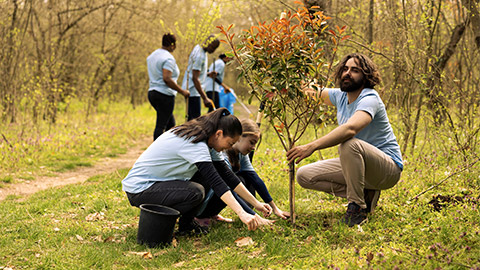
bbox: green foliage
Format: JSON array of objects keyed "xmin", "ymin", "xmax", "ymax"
[
  {"xmin": 1, "ymin": 120, "xmax": 479, "ymax": 269},
  {"xmin": 219, "ymin": 3, "xmax": 348, "ymax": 150}
]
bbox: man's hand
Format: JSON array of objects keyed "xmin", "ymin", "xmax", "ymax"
[
  {"xmin": 207, "ymin": 71, "xmax": 218, "ymax": 78},
  {"xmin": 203, "ymin": 97, "xmax": 214, "ymax": 108},
  {"xmin": 180, "ymin": 89, "xmax": 190, "ymax": 98},
  {"xmin": 286, "ymin": 143, "xmax": 315, "ymax": 164}
]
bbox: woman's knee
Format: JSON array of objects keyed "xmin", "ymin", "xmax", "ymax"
[{"xmin": 188, "ymin": 182, "xmax": 206, "ymax": 205}]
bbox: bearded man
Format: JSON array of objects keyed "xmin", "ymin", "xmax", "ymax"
[{"xmin": 286, "ymin": 53, "xmax": 403, "ymax": 227}]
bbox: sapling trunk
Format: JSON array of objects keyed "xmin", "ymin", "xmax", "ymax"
[{"xmin": 289, "ymin": 161, "xmax": 296, "ymax": 225}]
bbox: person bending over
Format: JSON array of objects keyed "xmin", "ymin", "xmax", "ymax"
[
  {"xmin": 122, "ymin": 108, "xmax": 274, "ymax": 235},
  {"xmin": 196, "ymin": 118, "xmax": 290, "ymax": 225}
]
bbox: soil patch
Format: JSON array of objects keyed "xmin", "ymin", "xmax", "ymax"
[
  {"xmin": 0, "ymin": 136, "xmax": 151, "ymax": 201},
  {"xmin": 428, "ymin": 193, "xmax": 479, "ymax": 211}
]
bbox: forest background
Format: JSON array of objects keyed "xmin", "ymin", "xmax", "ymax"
[
  {"xmin": 1, "ymin": 0, "xmax": 480, "ymax": 162},
  {"xmin": 1, "ymin": 0, "xmax": 480, "ymax": 268}
]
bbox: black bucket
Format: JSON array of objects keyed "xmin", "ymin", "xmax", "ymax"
[{"xmin": 137, "ymin": 204, "xmax": 180, "ymax": 248}]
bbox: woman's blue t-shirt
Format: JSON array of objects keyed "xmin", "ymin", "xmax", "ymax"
[{"xmin": 122, "ymin": 130, "xmax": 223, "ymax": 193}]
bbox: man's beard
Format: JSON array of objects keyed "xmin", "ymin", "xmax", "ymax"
[{"xmin": 340, "ymin": 76, "xmax": 363, "ymax": 92}]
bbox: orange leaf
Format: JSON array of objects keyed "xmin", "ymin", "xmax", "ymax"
[{"xmin": 235, "ymin": 237, "xmax": 254, "ymax": 247}]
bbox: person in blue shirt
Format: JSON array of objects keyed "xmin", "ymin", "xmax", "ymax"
[
  {"xmin": 147, "ymin": 33, "xmax": 189, "ymax": 141},
  {"xmin": 182, "ymin": 35, "xmax": 219, "ymax": 120},
  {"xmin": 122, "ymin": 108, "xmax": 274, "ymax": 235},
  {"xmin": 196, "ymin": 118, "xmax": 289, "ymax": 225},
  {"xmin": 205, "ymin": 54, "xmax": 233, "ymax": 112},
  {"xmin": 286, "ymin": 53, "xmax": 403, "ymax": 227},
  {"xmin": 219, "ymin": 86, "xmax": 236, "ymax": 115}
]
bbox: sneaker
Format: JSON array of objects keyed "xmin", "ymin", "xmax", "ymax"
[
  {"xmin": 364, "ymin": 189, "xmax": 381, "ymax": 213},
  {"xmin": 194, "ymin": 217, "xmax": 211, "ymax": 227},
  {"xmin": 341, "ymin": 202, "xmax": 367, "ymax": 227},
  {"xmin": 176, "ymin": 219, "xmax": 209, "ymax": 236}
]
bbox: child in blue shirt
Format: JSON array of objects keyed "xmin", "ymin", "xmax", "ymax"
[{"xmin": 196, "ymin": 118, "xmax": 289, "ymax": 224}]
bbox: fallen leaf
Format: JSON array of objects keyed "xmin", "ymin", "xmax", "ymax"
[
  {"xmin": 235, "ymin": 237, "xmax": 254, "ymax": 247},
  {"xmin": 85, "ymin": 212, "xmax": 105, "ymax": 221},
  {"xmin": 247, "ymin": 247, "xmax": 264, "ymax": 258},
  {"xmin": 75, "ymin": 235, "xmax": 84, "ymax": 241},
  {"xmin": 126, "ymin": 251, "xmax": 153, "ymax": 259},
  {"xmin": 366, "ymin": 252, "xmax": 374, "ymax": 262},
  {"xmin": 92, "ymin": 235, "xmax": 103, "ymax": 242},
  {"xmin": 305, "ymin": 235, "xmax": 313, "ymax": 244},
  {"xmin": 173, "ymin": 261, "xmax": 185, "ymax": 267},
  {"xmin": 104, "ymin": 236, "xmax": 114, "ymax": 243},
  {"xmin": 53, "ymin": 227, "xmax": 60, "ymax": 232}
]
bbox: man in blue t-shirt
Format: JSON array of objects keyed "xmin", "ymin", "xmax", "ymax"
[
  {"xmin": 182, "ymin": 35, "xmax": 220, "ymax": 120},
  {"xmin": 205, "ymin": 53, "xmax": 233, "ymax": 112},
  {"xmin": 286, "ymin": 53, "xmax": 403, "ymax": 227}
]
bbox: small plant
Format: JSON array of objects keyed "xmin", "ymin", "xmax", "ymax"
[{"xmin": 218, "ymin": 2, "xmax": 348, "ymax": 223}]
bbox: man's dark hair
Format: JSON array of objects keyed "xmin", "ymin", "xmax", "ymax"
[
  {"xmin": 162, "ymin": 33, "xmax": 176, "ymax": 47},
  {"xmin": 334, "ymin": 53, "xmax": 381, "ymax": 89},
  {"xmin": 219, "ymin": 53, "xmax": 227, "ymax": 59},
  {"xmin": 173, "ymin": 108, "xmax": 242, "ymax": 143}
]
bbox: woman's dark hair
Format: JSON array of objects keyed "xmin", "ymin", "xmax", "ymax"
[
  {"xmin": 162, "ymin": 33, "xmax": 176, "ymax": 47},
  {"xmin": 333, "ymin": 53, "xmax": 381, "ymax": 89},
  {"xmin": 173, "ymin": 108, "xmax": 242, "ymax": 143}
]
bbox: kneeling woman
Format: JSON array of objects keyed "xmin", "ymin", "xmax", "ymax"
[{"xmin": 122, "ymin": 108, "xmax": 273, "ymax": 235}]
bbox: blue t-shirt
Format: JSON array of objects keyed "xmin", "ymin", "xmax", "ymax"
[
  {"xmin": 219, "ymin": 87, "xmax": 236, "ymax": 114},
  {"xmin": 222, "ymin": 152, "xmax": 255, "ymax": 173},
  {"xmin": 205, "ymin": 58, "xmax": 226, "ymax": 93},
  {"xmin": 328, "ymin": 88, "xmax": 403, "ymax": 170},
  {"xmin": 146, "ymin": 48, "xmax": 180, "ymax": 96},
  {"xmin": 182, "ymin": 45, "xmax": 208, "ymax": 97},
  {"xmin": 122, "ymin": 130, "xmax": 223, "ymax": 193}
]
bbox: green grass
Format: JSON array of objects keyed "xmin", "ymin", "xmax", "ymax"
[
  {"xmin": 1, "ymin": 100, "xmax": 479, "ymax": 269},
  {"xmin": 0, "ymin": 99, "xmax": 155, "ymax": 182}
]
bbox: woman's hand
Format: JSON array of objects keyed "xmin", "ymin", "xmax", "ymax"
[
  {"xmin": 238, "ymin": 212, "xmax": 257, "ymax": 231},
  {"xmin": 253, "ymin": 214, "xmax": 275, "ymax": 227},
  {"xmin": 272, "ymin": 206, "xmax": 290, "ymax": 220},
  {"xmin": 238, "ymin": 212, "xmax": 274, "ymax": 231},
  {"xmin": 254, "ymin": 202, "xmax": 272, "ymax": 217}
]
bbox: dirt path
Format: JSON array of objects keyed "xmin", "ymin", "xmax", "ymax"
[
  {"xmin": 0, "ymin": 102, "xmax": 259, "ymax": 202},
  {"xmin": 0, "ymin": 136, "xmax": 151, "ymax": 201}
]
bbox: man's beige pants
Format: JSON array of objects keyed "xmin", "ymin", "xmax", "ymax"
[{"xmin": 296, "ymin": 138, "xmax": 402, "ymax": 209}]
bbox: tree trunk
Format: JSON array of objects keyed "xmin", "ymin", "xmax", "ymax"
[
  {"xmin": 289, "ymin": 161, "xmax": 296, "ymax": 225},
  {"xmin": 367, "ymin": 0, "xmax": 374, "ymax": 44},
  {"xmin": 463, "ymin": 0, "xmax": 480, "ymax": 50}
]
